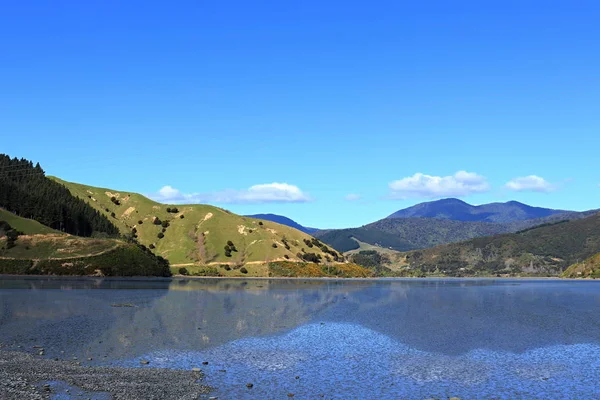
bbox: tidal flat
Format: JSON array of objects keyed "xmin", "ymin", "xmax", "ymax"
[{"xmin": 0, "ymin": 277, "xmax": 599, "ymax": 399}]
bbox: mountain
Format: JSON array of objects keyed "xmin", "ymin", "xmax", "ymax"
[
  {"xmin": 399, "ymin": 212, "xmax": 600, "ymax": 276},
  {"xmin": 53, "ymin": 178, "xmax": 343, "ymax": 275},
  {"xmin": 387, "ymin": 198, "xmax": 569, "ymax": 223},
  {"xmin": 245, "ymin": 214, "xmax": 318, "ymax": 234}
]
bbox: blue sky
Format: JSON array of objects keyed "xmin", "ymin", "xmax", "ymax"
[{"xmin": 1, "ymin": 1, "xmax": 599, "ymax": 228}]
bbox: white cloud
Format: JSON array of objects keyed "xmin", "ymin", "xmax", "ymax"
[
  {"xmin": 149, "ymin": 183, "xmax": 311, "ymax": 204},
  {"xmin": 505, "ymin": 175, "xmax": 555, "ymax": 192},
  {"xmin": 344, "ymin": 194, "xmax": 361, "ymax": 201},
  {"xmin": 388, "ymin": 171, "xmax": 490, "ymax": 199}
]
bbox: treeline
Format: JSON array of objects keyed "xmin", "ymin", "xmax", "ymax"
[{"xmin": 0, "ymin": 154, "xmax": 119, "ymax": 237}]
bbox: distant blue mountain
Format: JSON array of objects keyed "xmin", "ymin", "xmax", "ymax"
[
  {"xmin": 245, "ymin": 214, "xmax": 319, "ymax": 234},
  {"xmin": 387, "ymin": 198, "xmax": 569, "ymax": 223}
]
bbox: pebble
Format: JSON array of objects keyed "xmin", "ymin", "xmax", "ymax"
[
  {"xmin": 246, "ymin": 383, "xmax": 254, "ymax": 389},
  {"xmin": 88, "ymin": 357, "xmax": 93, "ymax": 361},
  {"xmin": 192, "ymin": 368, "xmax": 201, "ymax": 372},
  {"xmin": 140, "ymin": 360, "xmax": 150, "ymax": 365},
  {"xmin": 202, "ymin": 361, "xmax": 209, "ymax": 365}
]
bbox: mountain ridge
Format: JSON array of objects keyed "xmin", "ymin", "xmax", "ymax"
[{"xmin": 387, "ymin": 198, "xmax": 570, "ymax": 223}]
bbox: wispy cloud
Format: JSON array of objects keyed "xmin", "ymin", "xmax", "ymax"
[
  {"xmin": 388, "ymin": 171, "xmax": 490, "ymax": 199},
  {"xmin": 505, "ymin": 175, "xmax": 555, "ymax": 192},
  {"xmin": 149, "ymin": 183, "xmax": 312, "ymax": 204},
  {"xmin": 344, "ymin": 193, "xmax": 361, "ymax": 201}
]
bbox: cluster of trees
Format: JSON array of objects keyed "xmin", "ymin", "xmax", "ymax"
[
  {"xmin": 224, "ymin": 240, "xmax": 237, "ymax": 257},
  {"xmin": 303, "ymin": 237, "xmax": 342, "ymax": 261},
  {"xmin": 350, "ymin": 250, "xmax": 391, "ymax": 270},
  {"xmin": 0, "ymin": 221, "xmax": 21, "ymax": 249},
  {"xmin": 166, "ymin": 207, "xmax": 179, "ymax": 213},
  {"xmin": 0, "ymin": 155, "xmax": 119, "ymax": 237}
]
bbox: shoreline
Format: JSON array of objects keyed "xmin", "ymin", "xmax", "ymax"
[
  {"xmin": 0, "ymin": 349, "xmax": 211, "ymax": 400},
  {"xmin": 0, "ymin": 273, "xmax": 597, "ymax": 282}
]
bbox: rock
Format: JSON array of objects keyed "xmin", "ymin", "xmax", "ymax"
[
  {"xmin": 246, "ymin": 383, "xmax": 254, "ymax": 389},
  {"xmin": 43, "ymin": 384, "xmax": 51, "ymax": 392},
  {"xmin": 192, "ymin": 368, "xmax": 201, "ymax": 372},
  {"xmin": 38, "ymin": 351, "xmax": 44, "ymax": 356},
  {"xmin": 202, "ymin": 361, "xmax": 209, "ymax": 365},
  {"xmin": 295, "ymin": 376, "xmax": 300, "ymax": 379},
  {"xmin": 140, "ymin": 360, "xmax": 150, "ymax": 365},
  {"xmin": 218, "ymin": 369, "xmax": 227, "ymax": 373},
  {"xmin": 88, "ymin": 357, "xmax": 93, "ymax": 361},
  {"xmin": 288, "ymin": 394, "xmax": 295, "ymax": 398},
  {"xmin": 209, "ymin": 397, "xmax": 218, "ymax": 400}
]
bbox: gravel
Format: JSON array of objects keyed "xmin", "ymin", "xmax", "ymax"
[{"xmin": 0, "ymin": 350, "xmax": 212, "ymax": 399}]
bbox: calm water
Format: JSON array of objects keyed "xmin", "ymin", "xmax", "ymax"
[{"xmin": 1, "ymin": 277, "xmax": 599, "ymax": 399}]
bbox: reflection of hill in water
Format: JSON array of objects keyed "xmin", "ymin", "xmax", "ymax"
[
  {"xmin": 89, "ymin": 279, "xmax": 371, "ymax": 360},
  {"xmin": 1, "ymin": 278, "xmax": 600, "ymax": 361}
]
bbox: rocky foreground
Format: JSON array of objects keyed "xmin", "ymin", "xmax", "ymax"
[{"xmin": 0, "ymin": 350, "xmax": 212, "ymax": 399}]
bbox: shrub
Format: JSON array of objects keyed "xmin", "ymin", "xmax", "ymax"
[
  {"xmin": 225, "ymin": 249, "xmax": 232, "ymax": 257},
  {"xmin": 240, "ymin": 267, "xmax": 248, "ymax": 274},
  {"xmin": 223, "ymin": 265, "xmax": 231, "ymax": 271},
  {"xmin": 302, "ymin": 252, "xmax": 320, "ymax": 263},
  {"xmin": 284, "ymin": 254, "xmax": 290, "ymax": 259},
  {"xmin": 138, "ymin": 220, "xmax": 143, "ymax": 224},
  {"xmin": 161, "ymin": 220, "xmax": 169, "ymax": 228},
  {"xmin": 157, "ymin": 232, "xmax": 164, "ymax": 239},
  {"xmin": 179, "ymin": 267, "xmax": 189, "ymax": 275},
  {"xmin": 272, "ymin": 243, "xmax": 278, "ymax": 248},
  {"xmin": 166, "ymin": 207, "xmax": 171, "ymax": 213},
  {"xmin": 161, "ymin": 228, "xmax": 166, "ymax": 233},
  {"xmin": 105, "ymin": 208, "xmax": 110, "ymax": 212},
  {"xmin": 227, "ymin": 240, "xmax": 234, "ymax": 247},
  {"xmin": 180, "ymin": 215, "xmax": 184, "ymax": 219},
  {"xmin": 153, "ymin": 218, "xmax": 162, "ymax": 225},
  {"xmin": 111, "ymin": 212, "xmax": 116, "ymax": 218},
  {"xmin": 149, "ymin": 244, "xmax": 155, "ymax": 249},
  {"xmin": 258, "ymin": 221, "xmax": 263, "ymax": 226}
]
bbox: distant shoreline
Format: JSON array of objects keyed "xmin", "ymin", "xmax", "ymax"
[{"xmin": 0, "ymin": 273, "xmax": 596, "ymax": 282}]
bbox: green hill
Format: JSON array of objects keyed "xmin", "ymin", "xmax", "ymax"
[
  {"xmin": 52, "ymin": 178, "xmax": 343, "ymax": 274},
  {"xmin": 0, "ymin": 233, "xmax": 170, "ymax": 277},
  {"xmin": 396, "ymin": 212, "xmax": 600, "ymax": 277},
  {"xmin": 563, "ymin": 253, "xmax": 600, "ymax": 278},
  {"xmin": 0, "ymin": 209, "xmax": 58, "ymax": 235}
]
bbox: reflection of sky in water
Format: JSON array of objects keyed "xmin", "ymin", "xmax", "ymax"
[{"xmin": 123, "ymin": 323, "xmax": 600, "ymax": 399}]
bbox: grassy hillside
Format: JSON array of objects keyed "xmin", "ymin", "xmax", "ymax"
[
  {"xmin": 563, "ymin": 253, "xmax": 600, "ymax": 278},
  {"xmin": 396, "ymin": 212, "xmax": 600, "ymax": 277},
  {"xmin": 52, "ymin": 178, "xmax": 343, "ymax": 269},
  {"xmin": 0, "ymin": 234, "xmax": 170, "ymax": 276},
  {"xmin": 0, "ymin": 209, "xmax": 58, "ymax": 235}
]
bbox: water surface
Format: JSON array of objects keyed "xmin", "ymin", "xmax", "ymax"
[{"xmin": 1, "ymin": 277, "xmax": 599, "ymax": 398}]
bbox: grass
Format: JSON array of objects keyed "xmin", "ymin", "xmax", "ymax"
[
  {"xmin": 0, "ymin": 234, "xmax": 118, "ymax": 259},
  {"xmin": 563, "ymin": 253, "xmax": 600, "ymax": 278},
  {"xmin": 0, "ymin": 209, "xmax": 59, "ymax": 235},
  {"xmin": 0, "ymin": 238, "xmax": 170, "ymax": 277},
  {"xmin": 52, "ymin": 177, "xmax": 342, "ymax": 267}
]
